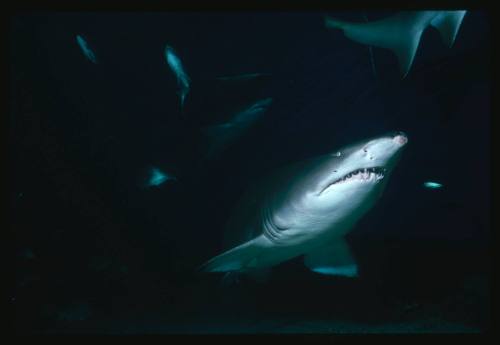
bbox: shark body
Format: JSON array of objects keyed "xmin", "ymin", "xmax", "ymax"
[
  {"xmin": 325, "ymin": 11, "xmax": 467, "ymax": 77},
  {"xmin": 201, "ymin": 132, "xmax": 408, "ymax": 278}
]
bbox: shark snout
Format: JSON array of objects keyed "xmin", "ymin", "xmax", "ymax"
[{"xmin": 392, "ymin": 131, "xmax": 408, "ymax": 146}]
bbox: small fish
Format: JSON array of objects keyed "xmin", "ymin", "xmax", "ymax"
[
  {"xmin": 423, "ymin": 181, "xmax": 443, "ymax": 189},
  {"xmin": 164, "ymin": 45, "xmax": 191, "ymax": 110},
  {"xmin": 75, "ymin": 35, "xmax": 97, "ymax": 64},
  {"xmin": 146, "ymin": 167, "xmax": 176, "ymax": 188}
]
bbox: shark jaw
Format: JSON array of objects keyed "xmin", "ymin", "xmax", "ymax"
[
  {"xmin": 318, "ymin": 167, "xmax": 387, "ymax": 196},
  {"xmin": 312, "ymin": 132, "xmax": 408, "ymax": 201}
]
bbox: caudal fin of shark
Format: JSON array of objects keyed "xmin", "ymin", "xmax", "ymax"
[
  {"xmin": 325, "ymin": 11, "xmax": 467, "ymax": 78},
  {"xmin": 430, "ymin": 11, "xmax": 467, "ymax": 48},
  {"xmin": 304, "ymin": 237, "xmax": 358, "ymax": 278}
]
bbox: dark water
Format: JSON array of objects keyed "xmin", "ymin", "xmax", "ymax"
[{"xmin": 9, "ymin": 10, "xmax": 490, "ymax": 334}]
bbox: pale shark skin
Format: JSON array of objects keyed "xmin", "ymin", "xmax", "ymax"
[
  {"xmin": 201, "ymin": 132, "xmax": 408, "ymax": 279},
  {"xmin": 164, "ymin": 45, "xmax": 191, "ymax": 109},
  {"xmin": 325, "ymin": 11, "xmax": 467, "ymax": 78}
]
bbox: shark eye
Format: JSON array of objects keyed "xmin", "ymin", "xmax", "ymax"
[{"xmin": 363, "ymin": 148, "xmax": 368, "ymax": 153}]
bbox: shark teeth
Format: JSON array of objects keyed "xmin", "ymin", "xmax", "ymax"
[
  {"xmin": 337, "ymin": 167, "xmax": 386, "ymax": 184},
  {"xmin": 320, "ymin": 167, "xmax": 386, "ymax": 195}
]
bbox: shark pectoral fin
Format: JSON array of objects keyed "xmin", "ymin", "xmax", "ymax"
[
  {"xmin": 430, "ymin": 11, "xmax": 467, "ymax": 48},
  {"xmin": 304, "ymin": 238, "xmax": 358, "ymax": 278}
]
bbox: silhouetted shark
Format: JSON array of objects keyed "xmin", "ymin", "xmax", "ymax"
[{"xmin": 325, "ymin": 11, "xmax": 467, "ymax": 77}]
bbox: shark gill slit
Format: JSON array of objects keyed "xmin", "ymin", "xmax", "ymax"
[{"xmin": 262, "ymin": 205, "xmax": 283, "ymax": 244}]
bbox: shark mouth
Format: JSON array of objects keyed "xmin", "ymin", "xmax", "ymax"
[{"xmin": 320, "ymin": 167, "xmax": 386, "ymax": 195}]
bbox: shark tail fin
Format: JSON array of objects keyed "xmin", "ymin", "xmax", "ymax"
[
  {"xmin": 430, "ymin": 11, "xmax": 467, "ymax": 48},
  {"xmin": 198, "ymin": 240, "xmax": 260, "ymax": 273},
  {"xmin": 325, "ymin": 14, "xmax": 425, "ymax": 78}
]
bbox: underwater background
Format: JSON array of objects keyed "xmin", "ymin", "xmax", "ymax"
[{"xmin": 9, "ymin": 10, "xmax": 490, "ymax": 334}]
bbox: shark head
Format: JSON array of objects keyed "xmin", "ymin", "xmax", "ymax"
[{"xmin": 283, "ymin": 131, "xmax": 408, "ymax": 225}]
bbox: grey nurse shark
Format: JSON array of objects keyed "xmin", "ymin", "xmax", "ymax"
[
  {"xmin": 201, "ymin": 132, "xmax": 408, "ymax": 280},
  {"xmin": 325, "ymin": 11, "xmax": 467, "ymax": 77}
]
